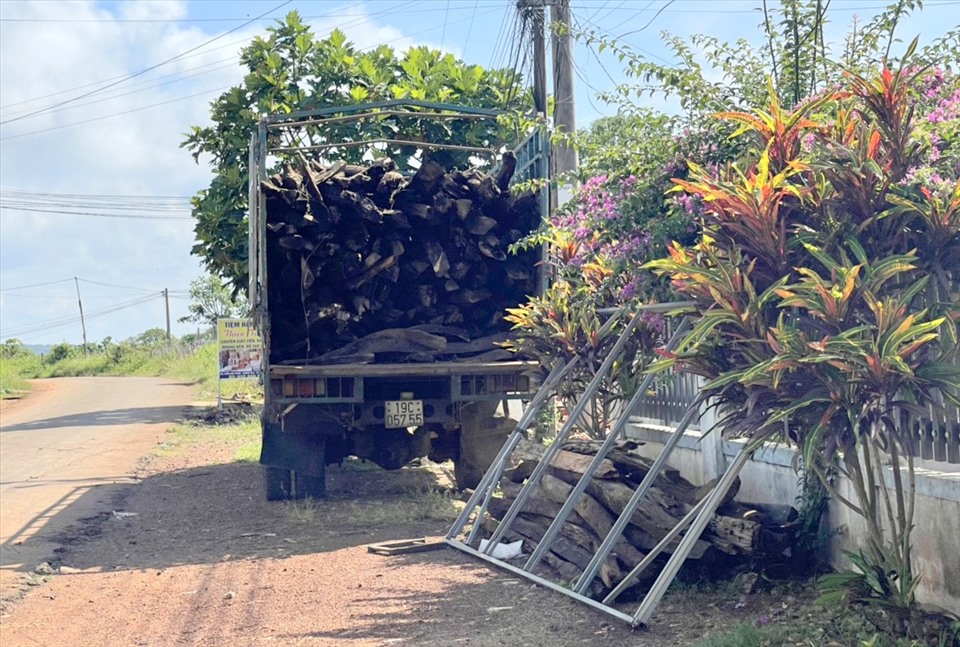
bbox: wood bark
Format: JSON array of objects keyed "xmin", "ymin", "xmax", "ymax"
[{"xmin": 263, "ymin": 154, "xmax": 541, "ymax": 363}]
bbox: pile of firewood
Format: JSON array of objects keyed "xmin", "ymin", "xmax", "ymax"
[
  {"xmin": 262, "ymin": 153, "xmax": 541, "ymax": 363},
  {"xmin": 479, "ymin": 439, "xmax": 802, "ymax": 597}
]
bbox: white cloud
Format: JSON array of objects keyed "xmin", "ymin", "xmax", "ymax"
[{"xmin": 0, "ymin": 0, "xmax": 430, "ymax": 344}]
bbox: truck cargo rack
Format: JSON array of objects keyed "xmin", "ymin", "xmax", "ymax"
[{"xmin": 445, "ymin": 301, "xmax": 756, "ymax": 627}]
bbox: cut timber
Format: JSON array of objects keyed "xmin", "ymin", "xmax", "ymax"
[
  {"xmin": 478, "ymin": 439, "xmax": 791, "ymax": 597},
  {"xmin": 263, "ymin": 154, "xmax": 538, "ymax": 363}
]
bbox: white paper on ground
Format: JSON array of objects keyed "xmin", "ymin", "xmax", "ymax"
[{"xmin": 478, "ymin": 539, "xmax": 523, "ymax": 560}]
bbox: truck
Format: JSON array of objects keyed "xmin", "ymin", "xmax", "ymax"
[{"xmin": 248, "ymin": 101, "xmax": 549, "ymax": 499}]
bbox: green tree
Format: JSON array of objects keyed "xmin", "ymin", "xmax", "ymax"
[
  {"xmin": 179, "ymin": 275, "xmax": 247, "ymax": 329},
  {"xmin": 0, "ymin": 338, "xmax": 31, "ymax": 359},
  {"xmin": 183, "ymin": 11, "xmax": 530, "ymax": 291}
]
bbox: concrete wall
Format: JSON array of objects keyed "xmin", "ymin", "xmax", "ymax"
[{"xmin": 626, "ymin": 421, "xmax": 960, "ymax": 614}]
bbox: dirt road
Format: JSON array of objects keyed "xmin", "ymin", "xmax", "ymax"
[
  {"xmin": 0, "ymin": 384, "xmax": 820, "ymax": 647},
  {"xmin": 0, "ymin": 377, "xmax": 196, "ymax": 607}
]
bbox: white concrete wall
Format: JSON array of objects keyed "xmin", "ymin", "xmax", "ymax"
[{"xmin": 626, "ymin": 422, "xmax": 960, "ymax": 614}]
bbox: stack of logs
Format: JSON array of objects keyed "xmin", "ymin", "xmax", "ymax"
[
  {"xmin": 262, "ymin": 153, "xmax": 541, "ymax": 363},
  {"xmin": 480, "ymin": 439, "xmax": 801, "ymax": 598}
]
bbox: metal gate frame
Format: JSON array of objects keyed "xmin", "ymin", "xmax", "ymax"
[{"xmin": 445, "ymin": 302, "xmax": 754, "ymax": 627}]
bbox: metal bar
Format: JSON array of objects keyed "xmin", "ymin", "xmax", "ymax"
[
  {"xmin": 446, "ymin": 539, "xmax": 635, "ymax": 624},
  {"xmin": 574, "ymin": 403, "xmax": 701, "ymax": 594},
  {"xmin": 446, "ymin": 359, "xmax": 580, "ymax": 540},
  {"xmin": 483, "ymin": 307, "xmax": 638, "ymax": 553},
  {"xmin": 269, "ymin": 139, "xmax": 497, "ymax": 155},
  {"xmin": 632, "ymin": 448, "xmax": 752, "ymax": 627},
  {"xmin": 460, "ymin": 361, "xmax": 579, "ymax": 546},
  {"xmin": 465, "ymin": 441, "xmax": 517, "ymax": 547},
  {"xmin": 267, "ymin": 110, "xmax": 498, "ymax": 131},
  {"xmin": 602, "ymin": 495, "xmax": 709, "ymax": 605},
  {"xmin": 265, "ymin": 99, "xmax": 503, "ymax": 123},
  {"xmin": 523, "ymin": 317, "xmax": 692, "ymax": 572}
]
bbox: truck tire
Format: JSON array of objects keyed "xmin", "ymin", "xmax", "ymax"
[
  {"xmin": 293, "ymin": 470, "xmax": 326, "ymax": 499},
  {"xmin": 455, "ymin": 402, "xmax": 515, "ymax": 490},
  {"xmin": 264, "ymin": 466, "xmax": 292, "ymax": 501}
]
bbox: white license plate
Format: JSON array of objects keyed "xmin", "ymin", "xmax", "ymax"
[{"xmin": 384, "ymin": 400, "xmax": 424, "ymax": 428}]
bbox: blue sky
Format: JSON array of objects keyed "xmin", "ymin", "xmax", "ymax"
[{"xmin": 0, "ymin": 0, "xmax": 957, "ymax": 345}]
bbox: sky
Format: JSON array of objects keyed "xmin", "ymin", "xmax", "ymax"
[{"xmin": 0, "ymin": 0, "xmax": 957, "ymax": 345}]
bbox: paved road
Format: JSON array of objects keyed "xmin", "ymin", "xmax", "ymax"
[{"xmin": 0, "ymin": 377, "xmax": 195, "ymax": 604}]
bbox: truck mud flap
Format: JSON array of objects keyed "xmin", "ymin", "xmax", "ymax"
[{"xmin": 260, "ymin": 422, "xmax": 326, "ymax": 476}]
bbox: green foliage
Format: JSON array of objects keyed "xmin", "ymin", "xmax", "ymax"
[
  {"xmin": 646, "ymin": 61, "xmax": 959, "ymax": 625},
  {"xmin": 179, "ymin": 274, "xmax": 247, "ymax": 328},
  {"xmin": 183, "ymin": 11, "xmax": 531, "ymax": 291},
  {"xmin": 500, "ymin": 245, "xmax": 664, "ymax": 438},
  {"xmin": 0, "ymin": 338, "xmax": 31, "ymax": 360}
]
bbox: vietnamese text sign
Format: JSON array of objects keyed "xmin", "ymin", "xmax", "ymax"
[{"xmin": 217, "ymin": 318, "xmax": 262, "ymax": 379}]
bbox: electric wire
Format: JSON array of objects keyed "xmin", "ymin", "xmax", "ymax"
[
  {"xmin": 463, "ymin": 0, "xmax": 480, "ymax": 56},
  {"xmin": 0, "ymin": 0, "xmax": 417, "ymax": 120},
  {"xmin": 0, "ymin": 0, "xmax": 293, "ymax": 126}
]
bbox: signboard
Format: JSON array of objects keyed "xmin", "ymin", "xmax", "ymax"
[{"xmin": 217, "ymin": 318, "xmax": 262, "ymax": 379}]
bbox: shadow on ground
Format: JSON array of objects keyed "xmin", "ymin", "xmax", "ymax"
[
  {"xmin": 44, "ymin": 460, "xmax": 456, "ymax": 573},
  {"xmin": 0, "ymin": 405, "xmax": 206, "ymax": 433}
]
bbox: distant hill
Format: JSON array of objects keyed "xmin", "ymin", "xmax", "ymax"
[{"xmin": 26, "ymin": 344, "xmax": 53, "ymax": 356}]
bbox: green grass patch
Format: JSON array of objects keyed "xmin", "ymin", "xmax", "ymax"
[
  {"xmin": 153, "ymin": 413, "xmax": 261, "ymax": 460},
  {"xmin": 0, "ymin": 356, "xmax": 38, "ymax": 398}
]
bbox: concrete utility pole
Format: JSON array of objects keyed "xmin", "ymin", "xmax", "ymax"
[
  {"xmin": 74, "ymin": 277, "xmax": 88, "ymax": 356},
  {"xmin": 163, "ymin": 288, "xmax": 171, "ymax": 342},
  {"xmin": 551, "ymin": 0, "xmax": 578, "ymax": 175},
  {"xmin": 530, "ymin": 3, "xmax": 547, "ymax": 116}
]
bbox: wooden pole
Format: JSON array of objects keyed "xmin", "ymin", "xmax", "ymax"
[
  {"xmin": 74, "ymin": 277, "xmax": 88, "ymax": 356},
  {"xmin": 163, "ymin": 288, "xmax": 171, "ymax": 343}
]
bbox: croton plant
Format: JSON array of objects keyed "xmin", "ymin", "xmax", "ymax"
[{"xmin": 647, "ymin": 45, "xmax": 959, "ymax": 622}]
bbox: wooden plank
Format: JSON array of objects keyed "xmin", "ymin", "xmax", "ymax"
[{"xmin": 367, "ymin": 538, "xmax": 446, "ymax": 555}]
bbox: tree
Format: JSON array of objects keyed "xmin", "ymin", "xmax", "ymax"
[
  {"xmin": 1, "ymin": 338, "xmax": 31, "ymax": 359},
  {"xmin": 183, "ymin": 11, "xmax": 531, "ymax": 291},
  {"xmin": 179, "ymin": 275, "xmax": 247, "ymax": 329}
]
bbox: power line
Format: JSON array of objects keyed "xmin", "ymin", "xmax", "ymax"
[
  {"xmin": 0, "ymin": 0, "xmax": 433, "ymax": 114},
  {"xmin": 0, "ymin": 293, "xmax": 163, "ymax": 338},
  {"xmin": 0, "ymin": 205, "xmax": 194, "ymax": 220},
  {"xmin": 0, "ymin": 84, "xmax": 235, "ymax": 142},
  {"xmin": 0, "ymin": 278, "xmax": 75, "ymax": 292},
  {"xmin": 463, "ymin": 0, "xmax": 480, "ymax": 56},
  {"xmin": 1, "ymin": 0, "xmax": 472, "ymax": 135},
  {"xmin": 0, "ymin": 0, "xmax": 293, "ymax": 126},
  {"xmin": 78, "ymin": 279, "xmax": 162, "ymax": 293}
]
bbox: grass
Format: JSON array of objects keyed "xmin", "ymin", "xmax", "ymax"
[
  {"xmin": 153, "ymin": 413, "xmax": 261, "ymax": 461},
  {"xmin": 0, "ymin": 356, "xmax": 35, "ymax": 398},
  {"xmin": 691, "ymin": 608, "xmax": 960, "ymax": 647},
  {"xmin": 2, "ymin": 342, "xmax": 263, "ymax": 403}
]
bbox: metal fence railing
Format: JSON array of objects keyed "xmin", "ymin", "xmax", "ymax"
[
  {"xmin": 627, "ymin": 315, "xmax": 959, "ymax": 465},
  {"xmin": 630, "ymin": 316, "xmax": 701, "ymax": 431}
]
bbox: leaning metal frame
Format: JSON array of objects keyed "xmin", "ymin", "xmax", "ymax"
[{"xmin": 445, "ymin": 302, "xmax": 754, "ymax": 627}]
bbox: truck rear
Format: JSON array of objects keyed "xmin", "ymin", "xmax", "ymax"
[{"xmin": 248, "ymin": 101, "xmax": 548, "ymax": 498}]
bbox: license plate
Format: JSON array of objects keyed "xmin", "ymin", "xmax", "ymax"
[{"xmin": 385, "ymin": 399, "xmax": 424, "ymax": 428}]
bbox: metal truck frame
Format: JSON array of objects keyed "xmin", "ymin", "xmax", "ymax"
[{"xmin": 248, "ymin": 100, "xmax": 548, "ymax": 499}]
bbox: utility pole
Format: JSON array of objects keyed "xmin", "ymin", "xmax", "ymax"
[
  {"xmin": 551, "ymin": 0, "xmax": 578, "ymax": 176},
  {"xmin": 530, "ymin": 3, "xmax": 547, "ymax": 116},
  {"xmin": 74, "ymin": 277, "xmax": 88, "ymax": 356},
  {"xmin": 163, "ymin": 288, "xmax": 171, "ymax": 343}
]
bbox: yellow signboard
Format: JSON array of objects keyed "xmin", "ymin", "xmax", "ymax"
[{"xmin": 217, "ymin": 318, "xmax": 262, "ymax": 379}]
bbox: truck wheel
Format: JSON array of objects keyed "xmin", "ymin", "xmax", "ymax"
[
  {"xmin": 293, "ymin": 470, "xmax": 326, "ymax": 499},
  {"xmin": 264, "ymin": 466, "xmax": 292, "ymax": 501},
  {"xmin": 455, "ymin": 402, "xmax": 515, "ymax": 490}
]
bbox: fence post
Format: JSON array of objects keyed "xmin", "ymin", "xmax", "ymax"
[{"xmin": 697, "ymin": 378, "xmax": 726, "ymax": 483}]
